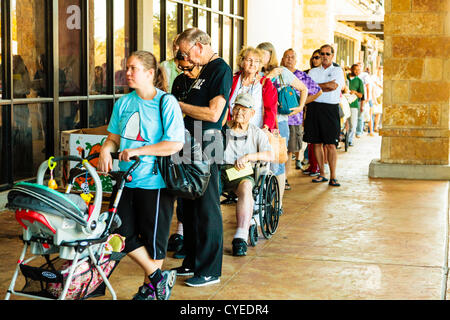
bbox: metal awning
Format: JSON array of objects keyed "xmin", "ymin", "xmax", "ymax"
[{"xmin": 336, "ymin": 14, "xmax": 384, "ymax": 40}]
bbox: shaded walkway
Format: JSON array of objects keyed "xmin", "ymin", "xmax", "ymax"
[{"xmin": 1, "ymin": 133, "xmax": 449, "ymax": 300}]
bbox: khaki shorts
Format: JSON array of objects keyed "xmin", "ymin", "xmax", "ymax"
[
  {"xmin": 288, "ymin": 125, "xmax": 303, "ymax": 153},
  {"xmin": 220, "ymin": 165, "xmax": 255, "ymax": 193}
]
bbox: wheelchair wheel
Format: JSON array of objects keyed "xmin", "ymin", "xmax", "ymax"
[
  {"xmin": 249, "ymin": 224, "xmax": 258, "ymax": 247},
  {"xmin": 266, "ymin": 174, "xmax": 280, "ymax": 235},
  {"xmin": 258, "ymin": 174, "xmax": 281, "ymax": 239}
]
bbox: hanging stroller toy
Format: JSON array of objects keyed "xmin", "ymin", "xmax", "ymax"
[{"xmin": 5, "ymin": 153, "xmax": 140, "ymax": 300}]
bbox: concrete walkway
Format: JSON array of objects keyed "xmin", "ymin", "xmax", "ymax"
[{"xmin": 1, "ymin": 133, "xmax": 449, "ymax": 300}]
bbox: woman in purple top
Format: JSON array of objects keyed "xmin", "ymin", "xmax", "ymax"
[{"xmin": 280, "ymin": 49, "xmax": 322, "ymax": 188}]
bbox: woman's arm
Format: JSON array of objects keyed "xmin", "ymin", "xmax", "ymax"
[
  {"xmin": 120, "ymin": 141, "xmax": 184, "ymax": 162},
  {"xmin": 288, "ymin": 77, "xmax": 308, "ymax": 116},
  {"xmin": 98, "ymin": 133, "xmax": 121, "ymax": 172},
  {"xmin": 306, "ymin": 90, "xmax": 322, "ymax": 104}
]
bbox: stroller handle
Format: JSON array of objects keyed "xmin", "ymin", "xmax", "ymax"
[{"xmin": 81, "ymin": 152, "xmax": 141, "ymax": 180}]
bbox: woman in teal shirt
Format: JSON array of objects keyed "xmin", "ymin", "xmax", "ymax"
[{"xmin": 98, "ymin": 51, "xmax": 185, "ymax": 300}]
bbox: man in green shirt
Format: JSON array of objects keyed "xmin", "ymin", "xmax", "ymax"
[{"xmin": 347, "ymin": 64, "xmax": 364, "ymax": 146}]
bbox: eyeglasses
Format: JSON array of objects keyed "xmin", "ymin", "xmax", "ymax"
[
  {"xmin": 320, "ymin": 52, "xmax": 332, "ymax": 56},
  {"xmin": 244, "ymin": 58, "xmax": 260, "ymax": 64},
  {"xmin": 180, "ymin": 43, "xmax": 197, "ymax": 59},
  {"xmin": 312, "ymin": 56, "xmax": 321, "ymax": 60},
  {"xmin": 178, "ymin": 65, "xmax": 195, "ymax": 72}
]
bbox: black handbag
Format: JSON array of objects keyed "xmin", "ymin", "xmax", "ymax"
[{"xmin": 157, "ymin": 94, "xmax": 211, "ymax": 200}]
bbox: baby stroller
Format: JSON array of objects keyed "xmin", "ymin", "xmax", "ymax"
[{"xmin": 4, "ymin": 153, "xmax": 140, "ymax": 300}]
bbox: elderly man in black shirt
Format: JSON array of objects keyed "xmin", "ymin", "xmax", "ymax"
[{"xmin": 171, "ymin": 28, "xmax": 232, "ymax": 287}]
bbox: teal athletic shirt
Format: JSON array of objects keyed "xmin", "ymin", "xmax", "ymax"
[{"xmin": 107, "ymin": 89, "xmax": 185, "ymax": 190}]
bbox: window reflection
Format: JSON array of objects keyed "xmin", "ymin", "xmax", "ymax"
[
  {"xmin": 114, "ymin": 0, "xmax": 131, "ymax": 94},
  {"xmin": 12, "ymin": 103, "xmax": 47, "ymax": 180},
  {"xmin": 0, "ymin": 5, "xmax": 2, "ymax": 99},
  {"xmin": 184, "ymin": 5, "xmax": 194, "ymax": 31},
  {"xmin": 0, "ymin": 108, "xmax": 4, "ymax": 185},
  {"xmin": 234, "ymin": 19, "xmax": 243, "ymax": 64},
  {"xmin": 198, "ymin": 9, "xmax": 207, "ymax": 32},
  {"xmin": 223, "ymin": 16, "xmax": 232, "ymax": 66},
  {"xmin": 223, "ymin": 0, "xmax": 230, "ymax": 14},
  {"xmin": 60, "ymin": 101, "xmax": 81, "ymax": 131},
  {"xmin": 234, "ymin": 0, "xmax": 243, "ymax": 15},
  {"xmin": 59, "ymin": 0, "xmax": 82, "ymax": 96},
  {"xmin": 89, "ymin": 99, "xmax": 112, "ymax": 128},
  {"xmin": 153, "ymin": 0, "xmax": 161, "ymax": 61},
  {"xmin": 211, "ymin": 14, "xmax": 220, "ymax": 54},
  {"xmin": 12, "ymin": 0, "xmax": 47, "ymax": 99},
  {"xmin": 166, "ymin": 1, "xmax": 178, "ymax": 60}
]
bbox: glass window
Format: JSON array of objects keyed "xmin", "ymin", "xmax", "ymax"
[
  {"xmin": 89, "ymin": 0, "xmax": 107, "ymax": 96},
  {"xmin": 60, "ymin": 101, "xmax": 81, "ymax": 131},
  {"xmin": 223, "ymin": 16, "xmax": 232, "ymax": 66},
  {"xmin": 59, "ymin": 0, "xmax": 82, "ymax": 96},
  {"xmin": 223, "ymin": 0, "xmax": 230, "ymax": 14},
  {"xmin": 89, "ymin": 99, "xmax": 112, "ymax": 128},
  {"xmin": 12, "ymin": 0, "xmax": 47, "ymax": 99},
  {"xmin": 234, "ymin": 0, "xmax": 243, "ymax": 15},
  {"xmin": 233, "ymin": 19, "xmax": 243, "ymax": 68},
  {"xmin": 211, "ymin": 13, "xmax": 220, "ymax": 54},
  {"xmin": 0, "ymin": 107, "xmax": 6, "ymax": 185},
  {"xmin": 12, "ymin": 103, "xmax": 48, "ymax": 180},
  {"xmin": 183, "ymin": 5, "xmax": 194, "ymax": 31},
  {"xmin": 198, "ymin": 9, "xmax": 208, "ymax": 32},
  {"xmin": 166, "ymin": 1, "xmax": 178, "ymax": 61},
  {"xmin": 153, "ymin": 0, "xmax": 161, "ymax": 61},
  {"xmin": 211, "ymin": 0, "xmax": 219, "ymax": 11},
  {"xmin": 0, "ymin": 4, "xmax": 2, "ymax": 100},
  {"xmin": 114, "ymin": 0, "xmax": 131, "ymax": 94}
]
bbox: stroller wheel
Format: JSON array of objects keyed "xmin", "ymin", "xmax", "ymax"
[{"xmin": 167, "ymin": 270, "xmax": 177, "ymax": 288}]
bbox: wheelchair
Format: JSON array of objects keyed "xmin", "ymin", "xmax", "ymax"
[{"xmin": 220, "ymin": 162, "xmax": 281, "ymax": 247}]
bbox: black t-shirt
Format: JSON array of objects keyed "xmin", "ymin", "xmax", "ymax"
[
  {"xmin": 171, "ymin": 73, "xmax": 196, "ymax": 102},
  {"xmin": 182, "ymin": 58, "xmax": 232, "ymax": 133}
]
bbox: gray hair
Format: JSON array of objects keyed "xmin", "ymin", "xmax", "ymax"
[{"xmin": 176, "ymin": 28, "xmax": 211, "ymax": 46}]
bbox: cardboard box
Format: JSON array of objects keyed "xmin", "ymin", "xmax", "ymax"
[{"xmin": 61, "ymin": 125, "xmax": 119, "ymax": 193}]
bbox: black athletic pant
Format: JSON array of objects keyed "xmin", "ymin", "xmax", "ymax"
[{"xmin": 181, "ymin": 130, "xmax": 224, "ymax": 277}]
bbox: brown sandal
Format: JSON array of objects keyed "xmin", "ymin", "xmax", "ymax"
[{"xmin": 312, "ymin": 175, "xmax": 328, "ymax": 183}]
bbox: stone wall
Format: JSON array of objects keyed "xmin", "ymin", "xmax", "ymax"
[{"xmin": 381, "ymin": 0, "xmax": 450, "ymax": 165}]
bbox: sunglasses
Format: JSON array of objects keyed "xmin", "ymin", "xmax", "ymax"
[
  {"xmin": 178, "ymin": 65, "xmax": 195, "ymax": 72},
  {"xmin": 312, "ymin": 56, "xmax": 321, "ymax": 60},
  {"xmin": 320, "ymin": 52, "xmax": 332, "ymax": 56}
]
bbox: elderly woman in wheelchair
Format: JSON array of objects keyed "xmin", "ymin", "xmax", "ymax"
[{"xmin": 221, "ymin": 93, "xmax": 275, "ymax": 256}]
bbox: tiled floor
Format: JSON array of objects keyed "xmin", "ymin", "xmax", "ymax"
[{"xmin": 1, "ymin": 133, "xmax": 449, "ymax": 300}]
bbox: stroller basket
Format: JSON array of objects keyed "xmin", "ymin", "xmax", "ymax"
[{"xmin": 18, "ymin": 251, "xmax": 126, "ymax": 300}]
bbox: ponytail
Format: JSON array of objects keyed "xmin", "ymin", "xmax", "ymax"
[{"xmin": 155, "ymin": 66, "xmax": 168, "ymax": 92}]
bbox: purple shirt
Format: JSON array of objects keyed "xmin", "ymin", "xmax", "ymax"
[{"xmin": 288, "ymin": 69, "xmax": 321, "ymax": 125}]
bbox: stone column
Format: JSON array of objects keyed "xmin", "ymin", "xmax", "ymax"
[
  {"xmin": 301, "ymin": 0, "xmax": 333, "ymax": 69},
  {"xmin": 369, "ymin": 0, "xmax": 450, "ymax": 179}
]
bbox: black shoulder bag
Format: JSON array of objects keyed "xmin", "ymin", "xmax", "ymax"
[{"xmin": 157, "ymin": 94, "xmax": 211, "ymax": 199}]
